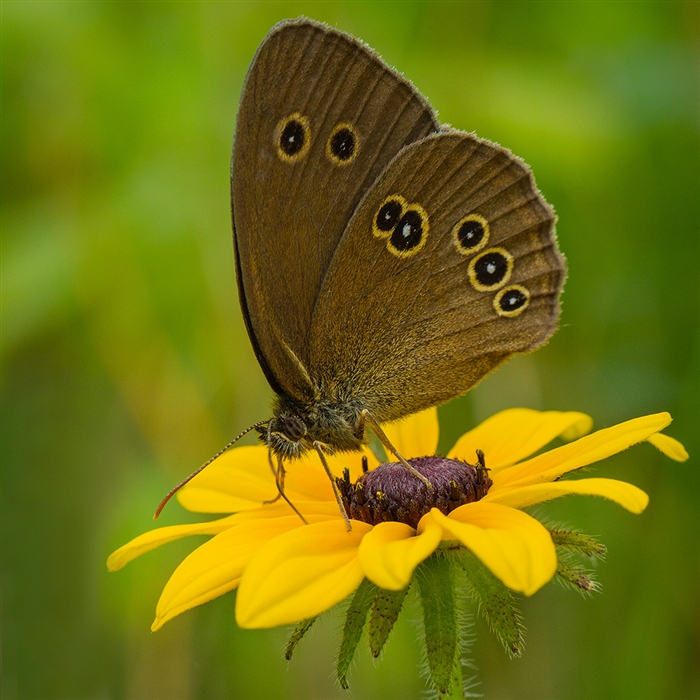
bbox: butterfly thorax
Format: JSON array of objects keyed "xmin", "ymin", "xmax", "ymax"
[{"xmin": 260, "ymin": 394, "xmax": 368, "ymax": 460}]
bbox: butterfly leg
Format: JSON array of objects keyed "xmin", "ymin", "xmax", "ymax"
[
  {"xmin": 262, "ymin": 438, "xmax": 283, "ymax": 504},
  {"xmin": 262, "ymin": 462, "xmax": 283, "ymax": 504},
  {"xmin": 264, "ymin": 451, "xmax": 308, "ymax": 524},
  {"xmin": 361, "ymin": 410, "xmax": 433, "ymax": 490},
  {"xmin": 313, "ymin": 442, "xmax": 353, "ymax": 531}
]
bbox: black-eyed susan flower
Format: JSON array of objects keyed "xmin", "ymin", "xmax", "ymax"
[{"xmin": 108, "ymin": 407, "xmax": 686, "ymax": 694}]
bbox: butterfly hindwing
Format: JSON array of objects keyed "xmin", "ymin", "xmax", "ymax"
[
  {"xmin": 232, "ymin": 19, "xmax": 439, "ymax": 402},
  {"xmin": 308, "ymin": 130, "xmax": 565, "ymax": 422}
]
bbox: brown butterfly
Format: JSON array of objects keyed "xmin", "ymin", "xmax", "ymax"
[{"xmin": 157, "ymin": 18, "xmax": 565, "ymax": 525}]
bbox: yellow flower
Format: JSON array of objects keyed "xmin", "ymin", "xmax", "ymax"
[{"xmin": 108, "ymin": 408, "xmax": 687, "ymax": 631}]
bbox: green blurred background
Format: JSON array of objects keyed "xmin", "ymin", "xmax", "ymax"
[{"xmin": 2, "ymin": 2, "xmax": 698, "ymax": 698}]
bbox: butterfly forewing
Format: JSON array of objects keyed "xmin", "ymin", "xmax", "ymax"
[
  {"xmin": 308, "ymin": 131, "xmax": 565, "ymax": 422},
  {"xmin": 232, "ymin": 19, "xmax": 439, "ymax": 402}
]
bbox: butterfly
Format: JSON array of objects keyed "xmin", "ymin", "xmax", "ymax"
[{"xmin": 156, "ymin": 18, "xmax": 565, "ymax": 525}]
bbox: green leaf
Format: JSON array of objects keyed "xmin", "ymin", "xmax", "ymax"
[
  {"xmin": 452, "ymin": 569, "xmax": 478, "ymax": 700},
  {"xmin": 368, "ymin": 586, "xmax": 409, "ymax": 658},
  {"xmin": 284, "ymin": 617, "xmax": 317, "ymax": 661},
  {"xmin": 455, "ymin": 549, "xmax": 525, "ymax": 658},
  {"xmin": 417, "ymin": 554, "xmax": 459, "ymax": 695},
  {"xmin": 550, "ymin": 528, "xmax": 606, "ymax": 559},
  {"xmin": 336, "ymin": 578, "xmax": 377, "ymax": 690},
  {"xmin": 556, "ymin": 559, "xmax": 601, "ymax": 596}
]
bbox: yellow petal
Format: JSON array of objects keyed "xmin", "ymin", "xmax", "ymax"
[
  {"xmin": 486, "ymin": 478, "xmax": 649, "ymax": 514},
  {"xmin": 178, "ymin": 445, "xmax": 376, "ymax": 513},
  {"xmin": 235, "ymin": 519, "xmax": 372, "ymax": 629},
  {"xmin": 227, "ymin": 501, "xmax": 344, "ymax": 522},
  {"xmin": 358, "ymin": 516, "xmax": 442, "ymax": 590},
  {"xmin": 647, "ymin": 433, "xmax": 689, "ymax": 462},
  {"xmin": 383, "ymin": 407, "xmax": 439, "ymax": 460},
  {"xmin": 448, "ymin": 409, "xmax": 593, "ymax": 473},
  {"xmin": 107, "ymin": 515, "xmax": 240, "ymax": 571},
  {"xmin": 177, "ymin": 487, "xmax": 266, "ymax": 514},
  {"xmin": 494, "ymin": 412, "xmax": 673, "ymax": 489},
  {"xmin": 177, "ymin": 445, "xmax": 280, "ymax": 513},
  {"xmin": 293, "ymin": 456, "xmax": 348, "ymax": 500},
  {"xmin": 432, "ymin": 503, "xmax": 557, "ymax": 596},
  {"xmin": 152, "ymin": 515, "xmax": 323, "ymax": 631}
]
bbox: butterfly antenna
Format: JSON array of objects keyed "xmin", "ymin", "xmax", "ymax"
[
  {"xmin": 153, "ymin": 420, "xmax": 268, "ymax": 519},
  {"xmin": 266, "ymin": 422, "xmax": 276, "ymax": 478}
]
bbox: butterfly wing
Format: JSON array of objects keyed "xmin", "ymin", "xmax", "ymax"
[
  {"xmin": 308, "ymin": 130, "xmax": 565, "ymax": 422},
  {"xmin": 232, "ymin": 19, "xmax": 439, "ymax": 402}
]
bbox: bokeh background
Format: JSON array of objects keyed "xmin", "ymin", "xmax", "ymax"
[{"xmin": 3, "ymin": 2, "xmax": 698, "ymax": 699}]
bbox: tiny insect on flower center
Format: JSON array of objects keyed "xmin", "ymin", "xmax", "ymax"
[{"xmin": 337, "ymin": 454, "xmax": 492, "ymax": 528}]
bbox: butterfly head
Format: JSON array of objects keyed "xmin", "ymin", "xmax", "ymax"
[
  {"xmin": 260, "ymin": 396, "xmax": 368, "ymax": 460},
  {"xmin": 261, "ymin": 413, "xmax": 310, "ymax": 460}
]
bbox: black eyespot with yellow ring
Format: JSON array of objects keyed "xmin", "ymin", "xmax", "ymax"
[
  {"xmin": 373, "ymin": 195, "xmax": 408, "ymax": 239},
  {"xmin": 275, "ymin": 112, "xmax": 310, "ymax": 163},
  {"xmin": 452, "ymin": 214, "xmax": 489, "ymax": 255},
  {"xmin": 387, "ymin": 204, "xmax": 429, "ymax": 258},
  {"xmin": 326, "ymin": 123, "xmax": 359, "ymax": 165},
  {"xmin": 468, "ymin": 247, "xmax": 513, "ymax": 291},
  {"xmin": 494, "ymin": 285, "xmax": 531, "ymax": 317}
]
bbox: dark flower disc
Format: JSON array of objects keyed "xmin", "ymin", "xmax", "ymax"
[{"xmin": 337, "ymin": 455, "xmax": 491, "ymax": 529}]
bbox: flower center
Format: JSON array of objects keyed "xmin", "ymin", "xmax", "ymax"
[{"xmin": 337, "ymin": 453, "xmax": 492, "ymax": 529}]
